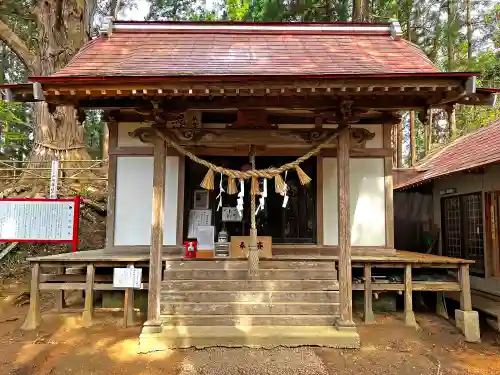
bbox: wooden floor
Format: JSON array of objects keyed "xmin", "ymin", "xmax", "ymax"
[{"xmin": 27, "ymin": 249, "xmax": 473, "ymax": 265}]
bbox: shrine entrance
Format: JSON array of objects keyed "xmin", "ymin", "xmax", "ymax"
[{"xmin": 183, "ymin": 155, "xmax": 317, "ymax": 247}]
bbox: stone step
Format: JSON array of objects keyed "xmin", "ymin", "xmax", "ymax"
[
  {"xmin": 159, "ymin": 314, "xmax": 338, "ymax": 326},
  {"xmin": 165, "ymin": 260, "xmax": 337, "ymax": 271},
  {"xmin": 160, "ymin": 301, "xmax": 339, "ymax": 315},
  {"xmin": 162, "ymin": 279, "xmax": 339, "ymax": 291},
  {"xmin": 139, "ymin": 325, "xmax": 360, "ymax": 351},
  {"xmin": 164, "ymin": 269, "xmax": 337, "ymax": 280},
  {"xmin": 160, "ymin": 290, "xmax": 340, "ymax": 303}
]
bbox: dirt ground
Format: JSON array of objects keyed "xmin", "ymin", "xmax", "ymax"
[{"xmin": 1, "ymin": 282, "xmax": 500, "ymax": 375}]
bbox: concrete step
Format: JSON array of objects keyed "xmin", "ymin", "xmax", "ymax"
[
  {"xmin": 162, "ymin": 279, "xmax": 339, "ymax": 291},
  {"xmin": 160, "ymin": 301, "xmax": 339, "ymax": 315},
  {"xmin": 165, "ymin": 260, "xmax": 337, "ymax": 271},
  {"xmin": 164, "ymin": 269, "xmax": 337, "ymax": 280},
  {"xmin": 139, "ymin": 325, "xmax": 360, "ymax": 351},
  {"xmin": 159, "ymin": 314, "xmax": 338, "ymax": 326},
  {"xmin": 160, "ymin": 290, "xmax": 340, "ymax": 303}
]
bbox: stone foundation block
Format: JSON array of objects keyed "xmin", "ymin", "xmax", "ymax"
[{"xmin": 455, "ymin": 309, "xmax": 480, "ymax": 343}]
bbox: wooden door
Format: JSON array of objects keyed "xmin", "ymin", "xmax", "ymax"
[{"xmin": 485, "ymin": 192, "xmax": 500, "ymax": 277}]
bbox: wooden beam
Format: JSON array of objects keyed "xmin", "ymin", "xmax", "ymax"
[
  {"xmin": 69, "ymin": 94, "xmax": 433, "ymax": 112},
  {"xmin": 364, "ymin": 263, "xmax": 375, "ymax": 324},
  {"xmin": 82, "ymin": 264, "xmax": 95, "ymax": 327},
  {"xmin": 337, "ymin": 125, "xmax": 354, "ymax": 329},
  {"xmin": 383, "ymin": 125, "xmax": 394, "ymax": 249},
  {"xmin": 459, "ymin": 264, "xmax": 472, "ymax": 311},
  {"xmin": 316, "ymin": 155, "xmax": 324, "ymax": 245},
  {"xmin": 176, "ymin": 156, "xmax": 186, "ymax": 245},
  {"xmin": 404, "ymin": 264, "xmax": 417, "ymax": 327},
  {"xmin": 124, "ymin": 264, "xmax": 135, "ymax": 327},
  {"xmin": 21, "ymin": 263, "xmax": 41, "ymax": 330},
  {"xmin": 105, "ymin": 119, "xmax": 118, "ymax": 249},
  {"xmin": 55, "ymin": 267, "xmax": 66, "ymax": 311},
  {"xmin": 145, "ymin": 136, "xmax": 167, "ymax": 326}
]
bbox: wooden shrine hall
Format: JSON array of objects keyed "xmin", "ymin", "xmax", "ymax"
[{"xmin": 2, "ymin": 20, "xmax": 497, "ymax": 350}]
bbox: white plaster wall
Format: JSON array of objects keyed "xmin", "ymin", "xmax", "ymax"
[
  {"xmin": 114, "ymin": 156, "xmax": 179, "ymax": 246},
  {"xmin": 117, "ymin": 122, "xmax": 151, "ymax": 147},
  {"xmin": 323, "ymin": 157, "xmax": 386, "ymax": 246}
]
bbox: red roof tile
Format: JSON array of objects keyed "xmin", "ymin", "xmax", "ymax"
[
  {"xmin": 50, "ymin": 21, "xmax": 439, "ymax": 78},
  {"xmin": 396, "ymin": 119, "xmax": 500, "ymax": 189}
]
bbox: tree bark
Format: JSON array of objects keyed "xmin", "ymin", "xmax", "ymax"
[
  {"xmin": 466, "ymin": 0, "xmax": 472, "ymax": 65},
  {"xmin": 0, "ymin": 20, "xmax": 39, "ymax": 73},
  {"xmin": 21, "ymin": 0, "xmax": 97, "ymax": 184},
  {"xmin": 352, "ymin": 0, "xmax": 364, "ymax": 21},
  {"xmin": 447, "ymin": 0, "xmax": 456, "ymax": 71}
]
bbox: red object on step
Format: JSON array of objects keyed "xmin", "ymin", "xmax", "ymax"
[{"xmin": 184, "ymin": 240, "xmax": 197, "ymax": 259}]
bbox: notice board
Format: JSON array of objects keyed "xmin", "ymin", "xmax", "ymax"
[{"xmin": 0, "ymin": 197, "xmax": 81, "ymax": 251}]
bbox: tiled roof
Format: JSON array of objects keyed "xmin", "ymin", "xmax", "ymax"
[
  {"xmin": 50, "ymin": 21, "xmax": 439, "ymax": 78},
  {"xmin": 396, "ymin": 119, "xmax": 500, "ymax": 189}
]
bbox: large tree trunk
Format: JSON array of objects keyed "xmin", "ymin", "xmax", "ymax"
[
  {"xmin": 22, "ymin": 0, "xmax": 97, "ymax": 186},
  {"xmin": 352, "ymin": 0, "xmax": 364, "ymax": 21},
  {"xmin": 466, "ymin": 0, "xmax": 472, "ymax": 65}
]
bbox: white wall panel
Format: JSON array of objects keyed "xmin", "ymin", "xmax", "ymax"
[
  {"xmin": 114, "ymin": 156, "xmax": 179, "ymax": 246},
  {"xmin": 323, "ymin": 157, "xmax": 386, "ymax": 246}
]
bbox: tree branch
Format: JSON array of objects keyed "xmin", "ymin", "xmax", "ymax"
[{"xmin": 0, "ymin": 19, "xmax": 38, "ymax": 73}]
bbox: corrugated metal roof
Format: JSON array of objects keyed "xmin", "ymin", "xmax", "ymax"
[
  {"xmin": 396, "ymin": 119, "xmax": 500, "ymax": 189},
  {"xmin": 50, "ymin": 21, "xmax": 439, "ymax": 78}
]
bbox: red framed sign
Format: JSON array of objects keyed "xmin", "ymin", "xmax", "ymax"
[{"xmin": 0, "ymin": 196, "xmax": 81, "ymax": 252}]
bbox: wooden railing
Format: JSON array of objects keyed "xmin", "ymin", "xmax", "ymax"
[{"xmin": 0, "ymin": 159, "xmax": 108, "ymax": 186}]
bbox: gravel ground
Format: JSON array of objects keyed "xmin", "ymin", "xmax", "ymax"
[{"xmin": 178, "ymin": 347, "xmax": 329, "ymax": 375}]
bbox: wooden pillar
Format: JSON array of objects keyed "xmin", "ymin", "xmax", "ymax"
[
  {"xmin": 21, "ymin": 263, "xmax": 41, "ymax": 330},
  {"xmin": 55, "ymin": 266, "xmax": 66, "ymax": 311},
  {"xmin": 459, "ymin": 264, "xmax": 472, "ymax": 311},
  {"xmin": 337, "ymin": 126, "xmax": 354, "ymax": 329},
  {"xmin": 409, "ymin": 111, "xmax": 416, "ymax": 166},
  {"xmin": 364, "ymin": 263, "xmax": 375, "ymax": 324},
  {"xmin": 144, "ymin": 137, "xmax": 166, "ymax": 330},
  {"xmin": 82, "ymin": 264, "xmax": 95, "ymax": 327},
  {"xmin": 248, "ymin": 148, "xmax": 259, "ymax": 277},
  {"xmin": 124, "ymin": 263, "xmax": 135, "ymax": 327},
  {"xmin": 404, "ymin": 264, "xmax": 417, "ymax": 327},
  {"xmin": 447, "ymin": 105, "xmax": 457, "ymax": 139},
  {"xmin": 383, "ymin": 125, "xmax": 394, "ymax": 250}
]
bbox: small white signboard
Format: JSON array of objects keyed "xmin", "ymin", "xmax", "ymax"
[
  {"xmin": 187, "ymin": 209, "xmax": 212, "ymax": 238},
  {"xmin": 195, "ymin": 225, "xmax": 215, "ymax": 251},
  {"xmin": 222, "ymin": 207, "xmax": 243, "ymax": 222},
  {"xmin": 49, "ymin": 160, "xmax": 59, "ymax": 199},
  {"xmin": 113, "ymin": 267, "xmax": 142, "ymax": 289}
]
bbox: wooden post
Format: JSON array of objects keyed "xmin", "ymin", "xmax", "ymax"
[
  {"xmin": 459, "ymin": 264, "xmax": 472, "ymax": 311},
  {"xmin": 21, "ymin": 263, "xmax": 41, "ymax": 330},
  {"xmin": 144, "ymin": 137, "xmax": 166, "ymax": 330},
  {"xmin": 364, "ymin": 263, "xmax": 375, "ymax": 324},
  {"xmin": 409, "ymin": 111, "xmax": 416, "ymax": 166},
  {"xmin": 383, "ymin": 125, "xmax": 394, "ymax": 249},
  {"xmin": 396, "ymin": 119, "xmax": 403, "ymax": 168},
  {"xmin": 248, "ymin": 147, "xmax": 259, "ymax": 277},
  {"xmin": 55, "ymin": 266, "xmax": 66, "ymax": 311},
  {"xmin": 124, "ymin": 263, "xmax": 135, "ymax": 327},
  {"xmin": 337, "ymin": 126, "xmax": 354, "ymax": 329},
  {"xmin": 404, "ymin": 264, "xmax": 417, "ymax": 327},
  {"xmin": 82, "ymin": 264, "xmax": 95, "ymax": 327},
  {"xmin": 447, "ymin": 105, "xmax": 457, "ymax": 139}
]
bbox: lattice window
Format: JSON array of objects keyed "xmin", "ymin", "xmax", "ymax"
[
  {"xmin": 442, "ymin": 197, "xmax": 462, "ymax": 258},
  {"xmin": 441, "ymin": 193, "xmax": 485, "ymax": 276},
  {"xmin": 462, "ymin": 194, "xmax": 485, "ymax": 276}
]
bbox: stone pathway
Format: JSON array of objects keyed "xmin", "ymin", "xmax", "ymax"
[{"xmin": 178, "ymin": 347, "xmax": 330, "ymax": 375}]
